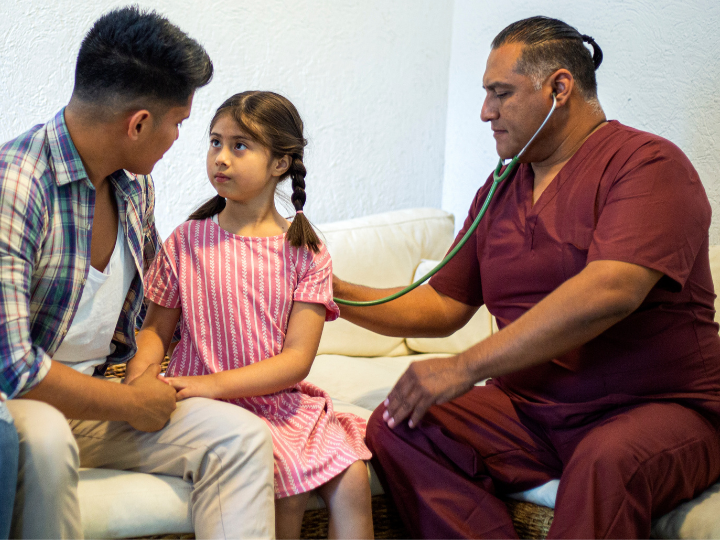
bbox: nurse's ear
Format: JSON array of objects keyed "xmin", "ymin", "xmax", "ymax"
[{"xmin": 548, "ymin": 69, "xmax": 574, "ymax": 108}]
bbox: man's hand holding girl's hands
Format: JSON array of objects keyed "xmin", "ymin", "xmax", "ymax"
[
  {"xmin": 163, "ymin": 374, "xmax": 219, "ymax": 401},
  {"xmin": 125, "ymin": 364, "xmax": 177, "ymax": 431},
  {"xmin": 383, "ymin": 355, "xmax": 475, "ymax": 429}
]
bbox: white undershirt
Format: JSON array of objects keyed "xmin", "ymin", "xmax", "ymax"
[{"xmin": 53, "ymin": 219, "xmax": 136, "ymax": 375}]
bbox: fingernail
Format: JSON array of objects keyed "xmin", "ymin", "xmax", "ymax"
[
  {"xmin": 408, "ymin": 419, "xmax": 414, "ymax": 428},
  {"xmin": 383, "ymin": 410, "xmax": 389, "ymax": 421},
  {"xmin": 388, "ymin": 417, "xmax": 395, "ymax": 428},
  {"xmin": 384, "ymin": 398, "xmax": 389, "ymax": 407}
]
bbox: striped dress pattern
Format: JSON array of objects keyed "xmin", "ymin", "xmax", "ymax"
[{"xmin": 145, "ymin": 218, "xmax": 371, "ymax": 498}]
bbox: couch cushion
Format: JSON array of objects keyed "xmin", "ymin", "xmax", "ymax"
[
  {"xmin": 501, "ymin": 478, "xmax": 720, "ymax": 539},
  {"xmin": 316, "ymin": 208, "xmax": 455, "ymax": 357},
  {"xmin": 78, "ymin": 468, "xmax": 192, "ymax": 539},
  {"xmin": 405, "ymin": 259, "xmax": 493, "ymax": 354},
  {"xmin": 651, "ymin": 481, "xmax": 720, "ymax": 539},
  {"xmin": 79, "ymin": 460, "xmax": 384, "ymax": 531},
  {"xmin": 306, "ymin": 353, "xmax": 450, "ymax": 411}
]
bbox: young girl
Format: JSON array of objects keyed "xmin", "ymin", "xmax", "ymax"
[{"xmin": 126, "ymin": 91, "xmax": 373, "ymax": 539}]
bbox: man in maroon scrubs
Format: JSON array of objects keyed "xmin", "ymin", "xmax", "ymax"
[{"xmin": 333, "ymin": 16, "xmax": 720, "ymax": 539}]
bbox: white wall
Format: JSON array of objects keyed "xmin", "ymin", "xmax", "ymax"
[
  {"xmin": 3, "ymin": 1, "xmax": 719, "ymax": 241},
  {"xmin": 443, "ymin": 0, "xmax": 720, "ymax": 242},
  {"xmin": 0, "ymin": 0, "xmax": 454, "ymax": 239}
]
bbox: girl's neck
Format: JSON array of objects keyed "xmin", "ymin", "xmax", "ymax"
[{"xmin": 217, "ymin": 198, "xmax": 290, "ymax": 237}]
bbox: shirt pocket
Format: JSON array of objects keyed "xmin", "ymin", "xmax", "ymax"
[{"xmin": 561, "ymin": 228, "xmax": 593, "ymax": 281}]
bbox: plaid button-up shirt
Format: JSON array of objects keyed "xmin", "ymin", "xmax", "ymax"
[{"xmin": 0, "ymin": 109, "xmax": 162, "ymax": 399}]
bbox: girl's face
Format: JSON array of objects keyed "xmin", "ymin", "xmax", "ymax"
[{"xmin": 206, "ymin": 114, "xmax": 287, "ymax": 204}]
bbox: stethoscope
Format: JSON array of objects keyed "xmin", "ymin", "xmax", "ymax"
[{"xmin": 334, "ymin": 93, "xmax": 558, "ymax": 306}]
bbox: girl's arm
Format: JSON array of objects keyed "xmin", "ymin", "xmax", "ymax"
[
  {"xmin": 124, "ymin": 302, "xmax": 181, "ymax": 384},
  {"xmin": 164, "ymin": 301, "xmax": 325, "ymax": 400}
]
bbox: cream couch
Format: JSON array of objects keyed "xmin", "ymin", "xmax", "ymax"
[{"xmin": 78, "ymin": 208, "xmax": 720, "ymax": 538}]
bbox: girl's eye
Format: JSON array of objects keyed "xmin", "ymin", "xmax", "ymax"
[
  {"xmin": 210, "ymin": 139, "xmax": 220, "ymax": 148},
  {"xmin": 235, "ymin": 143, "xmax": 247, "ymax": 151}
]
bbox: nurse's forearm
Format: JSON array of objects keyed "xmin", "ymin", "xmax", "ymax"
[
  {"xmin": 333, "ymin": 277, "xmax": 476, "ymax": 337},
  {"xmin": 459, "ymin": 259, "xmax": 662, "ymax": 382}
]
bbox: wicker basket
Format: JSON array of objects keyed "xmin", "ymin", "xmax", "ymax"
[
  {"xmin": 104, "ymin": 359, "xmax": 169, "ymax": 379},
  {"xmin": 299, "ymin": 495, "xmax": 552, "ymax": 539}
]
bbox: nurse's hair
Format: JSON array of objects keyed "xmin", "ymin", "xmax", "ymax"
[
  {"xmin": 492, "ymin": 16, "xmax": 603, "ymax": 102},
  {"xmin": 189, "ymin": 91, "xmax": 321, "ymax": 253}
]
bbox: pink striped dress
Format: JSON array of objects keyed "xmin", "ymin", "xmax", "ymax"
[{"xmin": 145, "ymin": 217, "xmax": 371, "ymax": 498}]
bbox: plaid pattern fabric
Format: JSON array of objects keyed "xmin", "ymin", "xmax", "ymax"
[{"xmin": 0, "ymin": 109, "xmax": 161, "ymax": 399}]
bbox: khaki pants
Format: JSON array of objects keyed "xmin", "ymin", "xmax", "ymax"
[{"xmin": 8, "ymin": 397, "xmax": 275, "ymax": 539}]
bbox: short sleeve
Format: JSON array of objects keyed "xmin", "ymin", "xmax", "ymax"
[
  {"xmin": 429, "ymin": 174, "xmax": 496, "ymax": 306},
  {"xmin": 144, "ymin": 231, "xmax": 181, "ymax": 309},
  {"xmin": 294, "ymin": 244, "xmax": 340, "ymax": 322},
  {"xmin": 587, "ymin": 139, "xmax": 710, "ymax": 290}
]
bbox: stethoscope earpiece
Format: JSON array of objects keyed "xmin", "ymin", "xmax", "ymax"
[{"xmin": 335, "ymin": 92, "xmax": 559, "ymax": 307}]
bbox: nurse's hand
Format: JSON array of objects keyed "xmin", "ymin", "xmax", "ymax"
[{"xmin": 382, "ymin": 355, "xmax": 475, "ymax": 429}]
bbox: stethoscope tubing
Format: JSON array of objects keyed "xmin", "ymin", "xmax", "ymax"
[{"xmin": 334, "ymin": 94, "xmax": 557, "ymax": 307}]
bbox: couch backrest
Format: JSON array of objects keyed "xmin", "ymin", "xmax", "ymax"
[
  {"xmin": 317, "ymin": 209, "xmax": 720, "ymax": 358},
  {"xmin": 316, "ymin": 208, "xmax": 455, "ymax": 356}
]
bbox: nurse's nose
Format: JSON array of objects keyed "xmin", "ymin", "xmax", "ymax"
[{"xmin": 480, "ymin": 95, "xmax": 498, "ymax": 123}]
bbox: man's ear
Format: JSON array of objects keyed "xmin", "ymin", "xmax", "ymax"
[
  {"xmin": 548, "ymin": 69, "xmax": 574, "ymax": 108},
  {"xmin": 126, "ymin": 110, "xmax": 153, "ymax": 141},
  {"xmin": 273, "ymin": 155, "xmax": 291, "ymax": 178}
]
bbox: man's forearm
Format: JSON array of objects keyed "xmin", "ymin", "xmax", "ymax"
[
  {"xmin": 382, "ymin": 259, "xmax": 663, "ymax": 428},
  {"xmin": 333, "ymin": 277, "xmax": 475, "ymax": 337},
  {"xmin": 458, "ymin": 260, "xmax": 662, "ymax": 382},
  {"xmin": 21, "ymin": 361, "xmax": 139, "ymax": 421}
]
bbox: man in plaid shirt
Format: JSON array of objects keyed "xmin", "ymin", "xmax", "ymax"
[{"xmin": 1, "ymin": 7, "xmax": 275, "ymax": 539}]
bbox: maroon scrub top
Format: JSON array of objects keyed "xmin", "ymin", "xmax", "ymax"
[{"xmin": 430, "ymin": 121, "xmax": 720, "ymax": 425}]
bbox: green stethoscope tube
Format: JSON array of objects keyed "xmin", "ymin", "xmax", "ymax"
[{"xmin": 334, "ymin": 94, "xmax": 557, "ymax": 307}]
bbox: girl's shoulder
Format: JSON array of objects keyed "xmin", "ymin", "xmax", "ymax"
[
  {"xmin": 291, "ymin": 240, "xmax": 332, "ymax": 272},
  {"xmin": 164, "ymin": 218, "xmax": 213, "ymax": 245}
]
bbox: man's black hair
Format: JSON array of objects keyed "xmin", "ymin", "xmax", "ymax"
[
  {"xmin": 73, "ymin": 6, "xmax": 213, "ymax": 109},
  {"xmin": 492, "ymin": 16, "xmax": 603, "ymax": 100}
]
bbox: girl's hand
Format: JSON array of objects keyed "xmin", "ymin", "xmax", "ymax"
[{"xmin": 163, "ymin": 374, "xmax": 219, "ymax": 401}]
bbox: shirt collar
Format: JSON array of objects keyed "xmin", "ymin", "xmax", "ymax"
[
  {"xmin": 47, "ymin": 108, "xmax": 89, "ymax": 187},
  {"xmin": 109, "ymin": 169, "xmax": 141, "ymax": 202},
  {"xmin": 47, "ymin": 108, "xmax": 141, "ymax": 190}
]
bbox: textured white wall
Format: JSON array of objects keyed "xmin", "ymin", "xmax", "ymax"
[
  {"xmin": 0, "ymin": 0, "xmax": 454, "ymax": 239},
  {"xmin": 443, "ymin": 0, "xmax": 720, "ymax": 241}
]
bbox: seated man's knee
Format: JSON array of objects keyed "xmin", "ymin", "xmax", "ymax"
[
  {"xmin": 236, "ymin": 409, "xmax": 273, "ymax": 456},
  {"xmin": 183, "ymin": 398, "xmax": 273, "ymax": 459},
  {"xmin": 223, "ymin": 403, "xmax": 271, "ymax": 446},
  {"xmin": 566, "ymin": 428, "xmax": 639, "ymax": 483},
  {"xmin": 8, "ymin": 399, "xmax": 79, "ymax": 486}
]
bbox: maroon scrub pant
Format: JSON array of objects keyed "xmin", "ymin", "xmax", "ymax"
[{"xmin": 366, "ymin": 384, "xmax": 720, "ymax": 538}]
